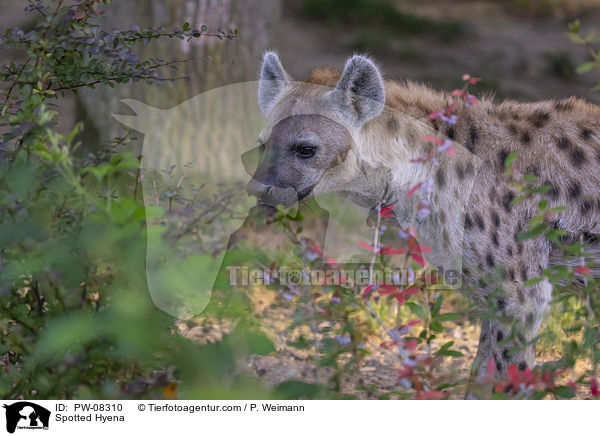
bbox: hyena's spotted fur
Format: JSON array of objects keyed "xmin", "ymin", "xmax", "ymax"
[{"xmin": 252, "ymin": 52, "xmax": 600, "ymax": 383}]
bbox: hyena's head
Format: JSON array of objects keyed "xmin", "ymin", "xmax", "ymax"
[{"xmin": 247, "ymin": 52, "xmax": 385, "ymax": 207}]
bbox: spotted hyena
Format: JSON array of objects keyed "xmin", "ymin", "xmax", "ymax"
[{"xmin": 248, "ymin": 52, "xmax": 600, "ymax": 383}]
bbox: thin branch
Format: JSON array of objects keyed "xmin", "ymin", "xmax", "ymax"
[
  {"xmin": 118, "ymin": 31, "xmax": 237, "ymax": 43},
  {"xmin": 49, "ymin": 58, "xmax": 195, "ymax": 92},
  {"xmin": 1, "ymin": 58, "xmax": 32, "ymax": 117}
]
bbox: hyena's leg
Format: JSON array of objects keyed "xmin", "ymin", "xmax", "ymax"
[{"xmin": 468, "ymin": 279, "xmax": 552, "ymax": 391}]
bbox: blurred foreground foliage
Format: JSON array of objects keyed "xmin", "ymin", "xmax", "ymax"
[{"xmin": 0, "ymin": 0, "xmax": 271, "ymax": 400}]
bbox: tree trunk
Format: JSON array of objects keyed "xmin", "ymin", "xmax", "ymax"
[{"xmin": 78, "ymin": 0, "xmax": 281, "ymax": 147}]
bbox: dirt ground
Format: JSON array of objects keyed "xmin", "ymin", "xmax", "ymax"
[{"xmin": 177, "ymin": 284, "xmax": 592, "ymax": 399}]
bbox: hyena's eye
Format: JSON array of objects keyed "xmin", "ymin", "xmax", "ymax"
[{"xmin": 295, "ymin": 145, "xmax": 317, "ymax": 159}]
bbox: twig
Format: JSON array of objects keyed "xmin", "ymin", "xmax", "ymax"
[{"xmin": 580, "ymin": 233, "xmax": 596, "ymax": 320}]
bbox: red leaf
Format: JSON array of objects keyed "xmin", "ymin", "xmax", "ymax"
[
  {"xmin": 357, "ymin": 241, "xmax": 374, "ymax": 252},
  {"xmin": 576, "ymin": 266, "xmax": 591, "ymax": 275},
  {"xmin": 308, "ymin": 240, "xmax": 323, "ymax": 256},
  {"xmin": 406, "ymin": 320, "xmax": 422, "ymax": 327},
  {"xmin": 394, "ymin": 293, "xmax": 405, "ymax": 305},
  {"xmin": 326, "ymin": 257, "xmax": 338, "ymax": 268},
  {"xmin": 378, "ymin": 284, "xmax": 399, "ymax": 295},
  {"xmin": 444, "ymin": 103, "xmax": 457, "ymax": 116},
  {"xmin": 405, "ymin": 339, "xmax": 418, "ymax": 351},
  {"xmin": 398, "ymin": 367, "xmax": 413, "ymax": 378},
  {"xmin": 407, "ymin": 183, "xmax": 422, "ymax": 199},
  {"xmin": 591, "ymin": 378, "xmax": 599, "ymax": 397},
  {"xmin": 427, "ymin": 271, "xmax": 440, "ymax": 284},
  {"xmin": 403, "ymin": 286, "xmax": 420, "ymax": 296},
  {"xmin": 412, "ymin": 245, "xmax": 433, "ymax": 253},
  {"xmin": 451, "ymin": 89, "xmax": 464, "ymax": 96},
  {"xmin": 494, "ymin": 383, "xmax": 507, "ymax": 393},
  {"xmin": 362, "ymin": 284, "xmax": 376, "ymax": 298},
  {"xmin": 380, "ymin": 246, "xmax": 406, "ymax": 255},
  {"xmin": 417, "ymin": 391, "xmax": 445, "ymax": 400},
  {"xmin": 411, "ymin": 253, "xmax": 426, "ymax": 266},
  {"xmin": 507, "ymin": 364, "xmax": 519, "ymax": 383},
  {"xmin": 380, "ymin": 204, "xmax": 395, "ymax": 217},
  {"xmin": 466, "ymin": 94, "xmax": 480, "ymax": 105},
  {"xmin": 422, "ymin": 135, "xmax": 444, "ymax": 145}
]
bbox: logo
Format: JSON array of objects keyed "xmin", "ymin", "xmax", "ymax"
[{"xmin": 3, "ymin": 402, "xmax": 50, "ymax": 434}]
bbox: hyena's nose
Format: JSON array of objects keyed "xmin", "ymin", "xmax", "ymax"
[{"xmin": 246, "ymin": 179, "xmax": 272, "ymax": 199}]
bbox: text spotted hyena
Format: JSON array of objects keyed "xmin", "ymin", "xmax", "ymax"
[{"xmin": 248, "ymin": 51, "xmax": 600, "ymax": 383}]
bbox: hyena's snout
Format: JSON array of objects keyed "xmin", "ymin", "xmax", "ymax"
[
  {"xmin": 245, "ymin": 179, "xmax": 272, "ymax": 198},
  {"xmin": 245, "ymin": 177, "xmax": 299, "ymax": 208}
]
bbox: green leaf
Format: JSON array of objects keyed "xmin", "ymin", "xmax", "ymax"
[
  {"xmin": 553, "ymin": 386, "xmax": 575, "ymax": 398},
  {"xmin": 183, "ymin": 22, "xmax": 190, "ymax": 31},
  {"xmin": 576, "ymin": 62, "xmax": 597, "ymax": 74},
  {"xmin": 221, "ymin": 329, "xmax": 276, "ymax": 356},
  {"xmin": 437, "ymin": 312, "xmax": 461, "ymax": 322},
  {"xmin": 517, "ymin": 224, "xmax": 547, "ymax": 241},
  {"xmin": 439, "ymin": 349, "xmax": 463, "ymax": 357},
  {"xmin": 504, "ymin": 151, "xmax": 520, "ymax": 169},
  {"xmin": 430, "ymin": 321, "xmax": 444, "ymax": 333},
  {"xmin": 531, "ymin": 390, "xmax": 547, "ymax": 400},
  {"xmin": 431, "ymin": 295, "xmax": 443, "ymax": 317},
  {"xmin": 274, "ymin": 381, "xmax": 322, "ymax": 399},
  {"xmin": 524, "ymin": 277, "xmax": 544, "ymax": 287},
  {"xmin": 439, "ymin": 341, "xmax": 454, "ymax": 352},
  {"xmin": 407, "ymin": 302, "xmax": 426, "ymax": 319}
]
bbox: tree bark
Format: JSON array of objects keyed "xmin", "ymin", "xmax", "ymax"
[{"xmin": 78, "ymin": 0, "xmax": 281, "ymax": 147}]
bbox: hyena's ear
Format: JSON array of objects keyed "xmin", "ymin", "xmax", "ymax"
[
  {"xmin": 333, "ymin": 55, "xmax": 385, "ymax": 126},
  {"xmin": 258, "ymin": 51, "xmax": 291, "ymax": 114}
]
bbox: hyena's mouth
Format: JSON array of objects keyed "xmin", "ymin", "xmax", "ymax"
[
  {"xmin": 296, "ymin": 186, "xmax": 315, "ymax": 202},
  {"xmin": 256, "ymin": 185, "xmax": 313, "ymax": 207},
  {"xmin": 247, "ymin": 183, "xmax": 299, "ymax": 208}
]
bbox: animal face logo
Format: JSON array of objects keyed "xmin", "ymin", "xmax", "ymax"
[
  {"xmin": 113, "ymin": 81, "xmax": 386, "ymax": 319},
  {"xmin": 3, "ymin": 402, "xmax": 50, "ymax": 434},
  {"xmin": 112, "ymin": 54, "xmax": 475, "ymax": 318}
]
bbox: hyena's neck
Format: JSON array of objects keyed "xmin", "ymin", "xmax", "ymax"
[{"xmin": 353, "ymin": 86, "xmax": 486, "ymax": 268}]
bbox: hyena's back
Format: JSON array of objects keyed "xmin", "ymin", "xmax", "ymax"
[{"xmin": 307, "ymin": 68, "xmax": 600, "ymax": 274}]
